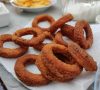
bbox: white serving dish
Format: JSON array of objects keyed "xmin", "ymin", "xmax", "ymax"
[
  {"xmin": 0, "ymin": 22, "xmax": 100, "ymax": 90},
  {"xmin": 0, "ymin": 2, "xmax": 10, "ymax": 27},
  {"xmin": 10, "ymin": 0, "xmax": 57, "ymax": 12},
  {"xmin": 95, "ymin": 15, "xmax": 100, "ymax": 24}
]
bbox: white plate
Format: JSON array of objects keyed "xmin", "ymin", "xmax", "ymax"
[
  {"xmin": 10, "ymin": 0, "xmax": 57, "ymax": 12},
  {"xmin": 0, "ymin": 22, "xmax": 100, "ymax": 90}
]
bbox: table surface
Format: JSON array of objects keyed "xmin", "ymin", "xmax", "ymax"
[{"xmin": 0, "ymin": 1, "xmax": 93, "ymax": 90}]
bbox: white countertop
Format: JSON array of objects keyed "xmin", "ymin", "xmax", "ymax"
[{"xmin": 0, "ymin": 1, "xmax": 93, "ymax": 90}]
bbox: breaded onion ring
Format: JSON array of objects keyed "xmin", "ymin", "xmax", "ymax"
[
  {"xmin": 14, "ymin": 54, "xmax": 50, "ymax": 86},
  {"xmin": 50, "ymin": 14, "xmax": 73, "ymax": 34},
  {"xmin": 33, "ymin": 32, "xmax": 54, "ymax": 51},
  {"xmin": 0, "ymin": 34, "xmax": 28, "ymax": 58},
  {"xmin": 55, "ymin": 32, "xmax": 97, "ymax": 71},
  {"xmin": 74, "ymin": 20, "xmax": 93, "ymax": 49},
  {"xmin": 61, "ymin": 20, "xmax": 93, "ymax": 49},
  {"xmin": 41, "ymin": 44, "xmax": 82, "ymax": 81},
  {"xmin": 36, "ymin": 55, "xmax": 58, "ymax": 81},
  {"xmin": 54, "ymin": 31, "xmax": 68, "ymax": 47},
  {"xmin": 36, "ymin": 54, "xmax": 76, "ymax": 81},
  {"xmin": 32, "ymin": 14, "xmax": 55, "ymax": 32},
  {"xmin": 12, "ymin": 27, "xmax": 47, "ymax": 46},
  {"xmin": 61, "ymin": 24, "xmax": 75, "ymax": 40},
  {"xmin": 68, "ymin": 42, "xmax": 97, "ymax": 71}
]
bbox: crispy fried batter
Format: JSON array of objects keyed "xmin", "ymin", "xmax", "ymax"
[
  {"xmin": 0, "ymin": 34, "xmax": 28, "ymax": 58},
  {"xmin": 14, "ymin": 54, "xmax": 50, "ymax": 86},
  {"xmin": 12, "ymin": 27, "xmax": 47, "ymax": 46},
  {"xmin": 50, "ymin": 14, "xmax": 73, "ymax": 34},
  {"xmin": 41, "ymin": 44, "xmax": 83, "ymax": 81},
  {"xmin": 61, "ymin": 20, "xmax": 93, "ymax": 49},
  {"xmin": 32, "ymin": 14, "xmax": 55, "ymax": 32}
]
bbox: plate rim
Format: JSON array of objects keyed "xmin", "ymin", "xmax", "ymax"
[{"xmin": 10, "ymin": 0, "xmax": 57, "ymax": 10}]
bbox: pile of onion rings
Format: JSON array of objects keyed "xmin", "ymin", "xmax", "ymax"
[{"xmin": 0, "ymin": 14, "xmax": 97, "ymax": 86}]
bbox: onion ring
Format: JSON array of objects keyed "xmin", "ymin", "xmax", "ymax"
[
  {"xmin": 36, "ymin": 54, "xmax": 76, "ymax": 81},
  {"xmin": 32, "ymin": 14, "xmax": 55, "ymax": 32},
  {"xmin": 61, "ymin": 24, "xmax": 75, "ymax": 40},
  {"xmin": 36, "ymin": 55, "xmax": 58, "ymax": 81},
  {"xmin": 0, "ymin": 34, "xmax": 28, "ymax": 58},
  {"xmin": 67, "ymin": 41, "xmax": 97, "ymax": 71},
  {"xmin": 12, "ymin": 27, "xmax": 47, "ymax": 46},
  {"xmin": 54, "ymin": 31, "xmax": 68, "ymax": 47},
  {"xmin": 61, "ymin": 20, "xmax": 93, "ymax": 49},
  {"xmin": 74, "ymin": 20, "xmax": 93, "ymax": 49},
  {"xmin": 14, "ymin": 54, "xmax": 50, "ymax": 86},
  {"xmin": 55, "ymin": 32, "xmax": 97, "ymax": 71},
  {"xmin": 50, "ymin": 14, "xmax": 73, "ymax": 34},
  {"xmin": 41, "ymin": 44, "xmax": 82, "ymax": 81}
]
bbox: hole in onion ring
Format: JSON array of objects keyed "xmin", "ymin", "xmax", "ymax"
[
  {"xmin": 43, "ymin": 39, "xmax": 52, "ymax": 44},
  {"xmin": 38, "ymin": 21, "xmax": 50, "ymax": 28},
  {"xmin": 29, "ymin": 47, "xmax": 40, "ymax": 54},
  {"xmin": 26, "ymin": 64, "xmax": 41, "ymax": 74},
  {"xmin": 54, "ymin": 29, "xmax": 61, "ymax": 35},
  {"xmin": 62, "ymin": 36, "xmax": 71, "ymax": 43},
  {"xmin": 53, "ymin": 52, "xmax": 75, "ymax": 64},
  {"xmin": 4, "ymin": 42, "xmax": 20, "ymax": 48},
  {"xmin": 21, "ymin": 35, "xmax": 33, "ymax": 40},
  {"xmin": 83, "ymin": 29, "xmax": 86, "ymax": 38}
]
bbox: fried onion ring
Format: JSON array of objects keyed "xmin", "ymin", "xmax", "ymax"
[
  {"xmin": 74, "ymin": 20, "xmax": 93, "ymax": 49},
  {"xmin": 68, "ymin": 42, "xmax": 97, "ymax": 71},
  {"xmin": 32, "ymin": 14, "xmax": 55, "ymax": 32},
  {"xmin": 61, "ymin": 24, "xmax": 75, "ymax": 40},
  {"xmin": 41, "ymin": 44, "xmax": 82, "ymax": 81},
  {"xmin": 54, "ymin": 31, "xmax": 68, "ymax": 47},
  {"xmin": 0, "ymin": 34, "xmax": 28, "ymax": 58},
  {"xmin": 55, "ymin": 32, "xmax": 97, "ymax": 71},
  {"xmin": 50, "ymin": 14, "xmax": 73, "ymax": 34},
  {"xmin": 36, "ymin": 55, "xmax": 58, "ymax": 81},
  {"xmin": 61, "ymin": 20, "xmax": 93, "ymax": 49},
  {"xmin": 12, "ymin": 27, "xmax": 47, "ymax": 46},
  {"xmin": 14, "ymin": 54, "xmax": 50, "ymax": 86},
  {"xmin": 36, "ymin": 54, "xmax": 76, "ymax": 81}
]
